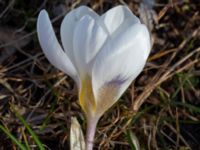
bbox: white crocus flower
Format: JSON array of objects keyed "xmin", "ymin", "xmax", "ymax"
[{"xmin": 37, "ymin": 5, "xmax": 151, "ymax": 150}]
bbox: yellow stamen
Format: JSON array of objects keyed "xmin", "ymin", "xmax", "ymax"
[{"xmin": 79, "ymin": 76, "xmax": 96, "ymax": 115}]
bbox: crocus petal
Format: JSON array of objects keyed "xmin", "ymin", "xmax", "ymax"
[
  {"xmin": 92, "ymin": 23, "xmax": 151, "ymax": 117},
  {"xmin": 37, "ymin": 10, "xmax": 77, "ymax": 80},
  {"xmin": 60, "ymin": 6, "xmax": 99, "ymax": 69},
  {"xmin": 73, "ymin": 15, "xmax": 108, "ymax": 75},
  {"xmin": 100, "ymin": 5, "xmax": 140, "ymax": 35}
]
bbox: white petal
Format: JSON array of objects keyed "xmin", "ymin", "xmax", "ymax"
[
  {"xmin": 60, "ymin": 6, "xmax": 99, "ymax": 68},
  {"xmin": 92, "ymin": 24, "xmax": 151, "ymax": 111},
  {"xmin": 37, "ymin": 10, "xmax": 77, "ymax": 80},
  {"xmin": 100, "ymin": 5, "xmax": 140, "ymax": 35},
  {"xmin": 73, "ymin": 15, "xmax": 108, "ymax": 76}
]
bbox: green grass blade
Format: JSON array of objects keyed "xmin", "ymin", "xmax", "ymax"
[
  {"xmin": 0, "ymin": 124, "xmax": 27, "ymax": 150},
  {"xmin": 11, "ymin": 105, "xmax": 45, "ymax": 150},
  {"xmin": 22, "ymin": 129, "xmax": 31, "ymax": 150},
  {"xmin": 126, "ymin": 130, "xmax": 140, "ymax": 150},
  {"xmin": 40, "ymin": 98, "xmax": 57, "ymax": 131},
  {"xmin": 172, "ymin": 101, "xmax": 200, "ymax": 113}
]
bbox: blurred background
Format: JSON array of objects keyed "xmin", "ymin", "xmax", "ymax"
[{"xmin": 0, "ymin": 0, "xmax": 199, "ymax": 149}]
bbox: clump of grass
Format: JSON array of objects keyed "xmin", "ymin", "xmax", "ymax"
[{"xmin": 0, "ymin": 104, "xmax": 45, "ymax": 150}]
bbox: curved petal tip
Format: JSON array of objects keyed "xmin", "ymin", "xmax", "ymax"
[{"xmin": 37, "ymin": 9, "xmax": 78, "ymax": 81}]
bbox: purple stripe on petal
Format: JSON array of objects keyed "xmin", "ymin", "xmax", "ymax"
[{"xmin": 106, "ymin": 75, "xmax": 129, "ymax": 86}]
